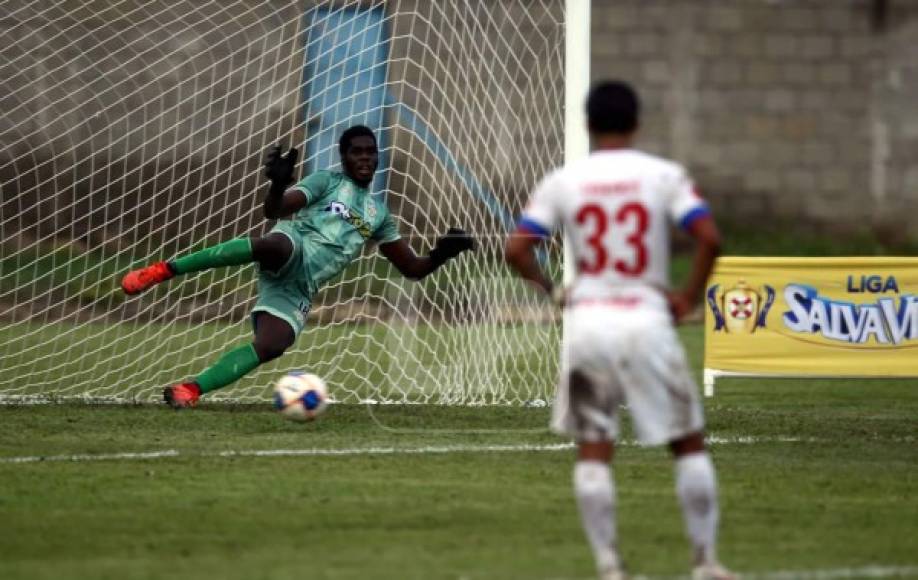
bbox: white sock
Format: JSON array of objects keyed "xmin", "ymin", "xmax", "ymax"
[
  {"xmin": 574, "ymin": 461, "xmax": 620, "ymax": 572},
  {"xmin": 675, "ymin": 452, "xmax": 719, "ymax": 565}
]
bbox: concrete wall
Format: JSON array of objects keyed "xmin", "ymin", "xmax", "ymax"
[
  {"xmin": 2, "ymin": 0, "xmax": 917, "ymax": 255},
  {"xmin": 0, "ymin": 0, "xmax": 304, "ymax": 256},
  {"xmin": 591, "ymin": 0, "xmax": 918, "ymax": 237}
]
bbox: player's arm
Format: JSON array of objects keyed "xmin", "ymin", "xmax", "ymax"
[
  {"xmin": 504, "ymin": 226, "xmax": 554, "ymax": 296},
  {"xmin": 505, "ymin": 171, "xmax": 561, "ymax": 302},
  {"xmin": 669, "ymin": 213, "xmax": 722, "ymax": 322},
  {"xmin": 378, "ymin": 229, "xmax": 475, "ymax": 281},
  {"xmin": 262, "ymin": 145, "xmax": 307, "ymax": 219}
]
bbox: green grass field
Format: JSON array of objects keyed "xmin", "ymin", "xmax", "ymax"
[
  {"xmin": 1, "ymin": 324, "xmax": 917, "ymax": 580},
  {"xmin": 0, "ymin": 319, "xmax": 560, "ymax": 405}
]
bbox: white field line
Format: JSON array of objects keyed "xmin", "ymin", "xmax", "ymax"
[
  {"xmin": 553, "ymin": 565, "xmax": 918, "ymax": 580},
  {"xmin": 216, "ymin": 442, "xmax": 574, "ymax": 458},
  {"xmin": 0, "ymin": 436, "xmax": 807, "ymax": 465},
  {"xmin": 0, "ymin": 450, "xmax": 181, "ymax": 464},
  {"xmin": 740, "ymin": 564, "xmax": 918, "ymax": 579},
  {"xmin": 627, "ymin": 565, "xmax": 918, "ymax": 580},
  {"xmin": 0, "ymin": 443, "xmax": 571, "ymax": 464}
]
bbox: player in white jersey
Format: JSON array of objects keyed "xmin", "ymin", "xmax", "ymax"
[{"xmin": 504, "ymin": 81, "xmax": 732, "ymax": 580}]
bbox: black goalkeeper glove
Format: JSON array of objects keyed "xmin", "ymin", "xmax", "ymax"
[
  {"xmin": 263, "ymin": 145, "xmax": 299, "ymax": 191},
  {"xmin": 429, "ymin": 228, "xmax": 475, "ymax": 266}
]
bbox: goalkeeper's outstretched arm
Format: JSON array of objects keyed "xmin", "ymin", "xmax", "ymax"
[
  {"xmin": 263, "ymin": 145, "xmax": 307, "ymax": 219},
  {"xmin": 379, "ymin": 228, "xmax": 475, "ymax": 280}
]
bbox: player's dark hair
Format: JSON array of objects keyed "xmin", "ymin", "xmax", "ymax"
[
  {"xmin": 585, "ymin": 80, "xmax": 640, "ymax": 134},
  {"xmin": 339, "ymin": 125, "xmax": 377, "ymax": 157}
]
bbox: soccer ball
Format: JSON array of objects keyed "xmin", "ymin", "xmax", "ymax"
[{"xmin": 272, "ymin": 372, "xmax": 329, "ymax": 421}]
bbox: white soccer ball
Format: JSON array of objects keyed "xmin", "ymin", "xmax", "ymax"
[{"xmin": 272, "ymin": 372, "xmax": 329, "ymax": 421}]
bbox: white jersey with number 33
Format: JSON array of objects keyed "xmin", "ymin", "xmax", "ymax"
[{"xmin": 519, "ymin": 149, "xmax": 709, "ymax": 314}]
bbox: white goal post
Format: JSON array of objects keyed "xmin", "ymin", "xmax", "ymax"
[{"xmin": 0, "ymin": 0, "xmax": 590, "ymax": 404}]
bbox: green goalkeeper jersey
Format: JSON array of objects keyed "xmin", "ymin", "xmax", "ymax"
[{"xmin": 278, "ymin": 170, "xmax": 400, "ymax": 296}]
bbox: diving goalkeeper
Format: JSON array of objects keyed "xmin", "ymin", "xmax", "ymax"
[{"xmin": 121, "ymin": 125, "xmax": 475, "ymax": 408}]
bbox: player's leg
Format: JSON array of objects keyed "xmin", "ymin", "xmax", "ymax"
[
  {"xmin": 575, "ymin": 443, "xmax": 623, "ymax": 580},
  {"xmin": 617, "ymin": 312, "xmax": 731, "ymax": 579},
  {"xmin": 122, "ymin": 233, "xmax": 293, "ymax": 295},
  {"xmin": 251, "ymin": 311, "xmax": 296, "ymax": 362},
  {"xmin": 623, "ymin": 318, "xmax": 732, "ymax": 580},
  {"xmin": 122, "ymin": 238, "xmax": 254, "ymax": 295},
  {"xmin": 160, "ymin": 227, "xmax": 303, "ymax": 408},
  {"xmin": 552, "ymin": 308, "xmax": 627, "ymax": 579},
  {"xmin": 251, "ymin": 233, "xmax": 294, "ymax": 274},
  {"xmin": 670, "ymin": 434, "xmax": 734, "ymax": 580},
  {"xmin": 670, "ymin": 433, "xmax": 716, "ymax": 564},
  {"xmin": 568, "ymin": 371, "xmax": 626, "ymax": 580},
  {"xmin": 164, "ymin": 312, "xmax": 295, "ymax": 408}
]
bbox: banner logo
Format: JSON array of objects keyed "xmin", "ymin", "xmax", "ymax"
[
  {"xmin": 783, "ymin": 281, "xmax": 918, "ymax": 345},
  {"xmin": 707, "ymin": 280, "xmax": 775, "ymax": 334},
  {"xmin": 704, "ymin": 259, "xmax": 918, "ymax": 378}
]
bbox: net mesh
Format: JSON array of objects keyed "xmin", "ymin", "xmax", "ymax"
[{"xmin": 0, "ymin": 0, "xmax": 565, "ymax": 404}]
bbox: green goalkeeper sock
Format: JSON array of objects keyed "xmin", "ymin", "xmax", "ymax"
[
  {"xmin": 194, "ymin": 343, "xmax": 261, "ymax": 394},
  {"xmin": 171, "ymin": 238, "xmax": 253, "ymax": 275}
]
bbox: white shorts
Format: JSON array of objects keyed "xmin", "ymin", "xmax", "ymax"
[{"xmin": 551, "ymin": 305, "xmax": 704, "ymax": 446}]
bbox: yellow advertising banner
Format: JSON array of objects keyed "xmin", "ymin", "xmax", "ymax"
[{"xmin": 704, "ymin": 257, "xmax": 918, "ymax": 377}]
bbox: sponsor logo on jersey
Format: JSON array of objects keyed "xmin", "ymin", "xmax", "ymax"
[
  {"xmin": 324, "ymin": 201, "xmax": 373, "ymax": 239},
  {"xmin": 326, "ymin": 201, "xmax": 351, "ymax": 219}
]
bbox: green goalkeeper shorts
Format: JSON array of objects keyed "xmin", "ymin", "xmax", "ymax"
[{"xmin": 251, "ymin": 222, "xmax": 312, "ymax": 336}]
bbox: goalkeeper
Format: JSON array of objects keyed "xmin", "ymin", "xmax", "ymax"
[{"xmin": 121, "ymin": 125, "xmax": 475, "ymax": 408}]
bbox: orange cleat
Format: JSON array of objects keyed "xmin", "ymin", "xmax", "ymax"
[
  {"xmin": 163, "ymin": 382, "xmax": 202, "ymax": 409},
  {"xmin": 121, "ymin": 261, "xmax": 174, "ymax": 295}
]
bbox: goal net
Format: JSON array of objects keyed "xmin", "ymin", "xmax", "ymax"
[{"xmin": 0, "ymin": 0, "xmax": 568, "ymax": 404}]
